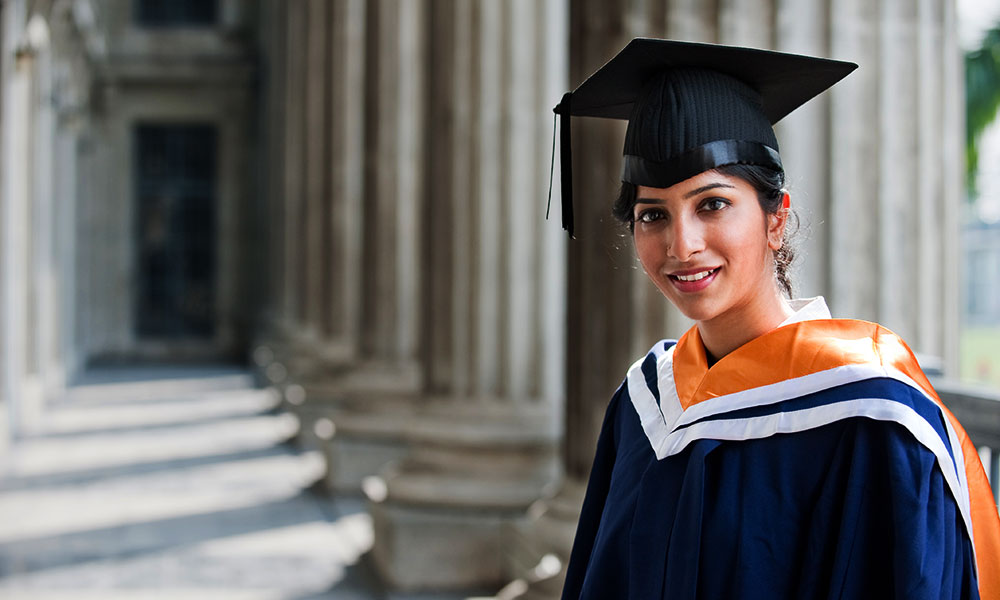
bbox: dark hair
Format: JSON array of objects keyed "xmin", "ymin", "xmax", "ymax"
[{"xmin": 612, "ymin": 164, "xmax": 796, "ymax": 297}]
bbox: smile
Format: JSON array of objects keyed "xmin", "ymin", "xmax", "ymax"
[
  {"xmin": 666, "ymin": 267, "xmax": 720, "ymax": 293},
  {"xmin": 669, "ymin": 268, "xmax": 719, "ymax": 282}
]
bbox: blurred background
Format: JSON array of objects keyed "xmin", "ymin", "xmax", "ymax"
[{"xmin": 0, "ymin": 0, "xmax": 998, "ymax": 598}]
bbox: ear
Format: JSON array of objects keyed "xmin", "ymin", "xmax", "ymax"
[{"xmin": 766, "ymin": 193, "xmax": 790, "ymax": 251}]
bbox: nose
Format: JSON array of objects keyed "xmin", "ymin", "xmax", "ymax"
[{"xmin": 667, "ymin": 215, "xmax": 705, "ymax": 262}]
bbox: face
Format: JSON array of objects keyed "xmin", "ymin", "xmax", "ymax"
[{"xmin": 632, "ymin": 170, "xmax": 786, "ymax": 328}]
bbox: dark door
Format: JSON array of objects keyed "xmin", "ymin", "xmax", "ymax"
[{"xmin": 134, "ymin": 124, "xmax": 217, "ymax": 339}]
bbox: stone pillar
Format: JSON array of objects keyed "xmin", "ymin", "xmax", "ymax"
[
  {"xmin": 1, "ymin": 0, "xmax": 8, "ymax": 449},
  {"xmin": 324, "ymin": 0, "xmax": 366, "ymax": 368},
  {"xmin": 254, "ymin": 0, "xmax": 413, "ymax": 470},
  {"xmin": 774, "ymin": 0, "xmax": 830, "ymax": 299},
  {"xmin": 877, "ymin": 0, "xmax": 920, "ymax": 343},
  {"xmin": 940, "ymin": 0, "xmax": 962, "ymax": 377},
  {"xmin": 1, "ymin": 0, "xmax": 28, "ymax": 443},
  {"xmin": 362, "ymin": 0, "xmax": 424, "ymax": 380},
  {"xmin": 301, "ymin": 0, "xmax": 330, "ymax": 346},
  {"xmin": 254, "ymin": 0, "xmax": 327, "ymax": 387},
  {"xmin": 827, "ymin": 0, "xmax": 958, "ymax": 366},
  {"xmin": 262, "ymin": 0, "xmax": 372, "ymax": 456},
  {"xmin": 50, "ymin": 24, "xmax": 90, "ymax": 382},
  {"xmin": 250, "ymin": 0, "xmax": 292, "ymax": 385},
  {"xmin": 1, "ymin": 3, "xmax": 48, "ymax": 440},
  {"xmin": 29, "ymin": 23, "xmax": 58, "ymax": 400},
  {"xmin": 284, "ymin": 0, "xmax": 366, "ymax": 380},
  {"xmin": 275, "ymin": 0, "xmax": 306, "ymax": 346},
  {"xmin": 35, "ymin": 0, "xmax": 85, "ymax": 396},
  {"xmin": 252, "ymin": 0, "xmax": 286, "ymax": 339},
  {"xmin": 286, "ymin": 0, "xmax": 424, "ymax": 476},
  {"xmin": 718, "ymin": 0, "xmax": 772, "ymax": 46},
  {"xmin": 365, "ymin": 0, "xmax": 566, "ymax": 592}
]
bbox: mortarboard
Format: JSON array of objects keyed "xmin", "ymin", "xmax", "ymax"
[{"xmin": 551, "ymin": 38, "xmax": 858, "ymax": 237}]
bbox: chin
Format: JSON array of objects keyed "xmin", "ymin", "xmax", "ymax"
[
  {"xmin": 676, "ymin": 305, "xmax": 721, "ymax": 323},
  {"xmin": 658, "ymin": 290, "xmax": 721, "ymax": 323}
]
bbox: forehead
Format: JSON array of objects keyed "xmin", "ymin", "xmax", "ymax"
[{"xmin": 636, "ymin": 170, "xmax": 753, "ymax": 201}]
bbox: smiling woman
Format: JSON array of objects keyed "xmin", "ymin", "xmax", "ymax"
[
  {"xmin": 555, "ymin": 39, "xmax": 1000, "ymax": 600},
  {"xmin": 628, "ymin": 170, "xmax": 788, "ymax": 361}
]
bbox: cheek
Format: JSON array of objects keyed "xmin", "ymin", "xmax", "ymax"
[
  {"xmin": 725, "ymin": 227, "xmax": 771, "ymax": 271},
  {"xmin": 715, "ymin": 210, "xmax": 767, "ymax": 250},
  {"xmin": 633, "ymin": 231, "xmax": 663, "ymax": 272}
]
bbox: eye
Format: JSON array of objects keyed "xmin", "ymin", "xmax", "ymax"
[
  {"xmin": 700, "ymin": 197, "xmax": 730, "ymax": 212},
  {"xmin": 635, "ymin": 207, "xmax": 666, "ymax": 224}
]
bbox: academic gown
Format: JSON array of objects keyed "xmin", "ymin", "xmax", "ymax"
[{"xmin": 562, "ymin": 300, "xmax": 1000, "ymax": 600}]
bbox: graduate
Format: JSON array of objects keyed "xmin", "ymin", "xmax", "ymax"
[{"xmin": 554, "ymin": 39, "xmax": 1000, "ymax": 599}]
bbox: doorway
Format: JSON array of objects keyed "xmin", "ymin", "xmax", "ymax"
[{"xmin": 134, "ymin": 123, "xmax": 218, "ymax": 339}]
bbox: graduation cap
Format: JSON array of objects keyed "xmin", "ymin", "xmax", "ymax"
[{"xmin": 550, "ymin": 38, "xmax": 858, "ymax": 237}]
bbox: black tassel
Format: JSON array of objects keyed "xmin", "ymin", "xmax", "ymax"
[
  {"xmin": 557, "ymin": 92, "xmax": 574, "ymax": 238},
  {"xmin": 546, "ymin": 113, "xmax": 557, "ymax": 221}
]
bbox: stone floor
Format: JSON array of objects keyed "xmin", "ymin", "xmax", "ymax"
[{"xmin": 0, "ymin": 367, "xmax": 474, "ymax": 600}]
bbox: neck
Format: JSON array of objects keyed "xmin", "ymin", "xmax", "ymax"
[{"xmin": 697, "ymin": 287, "xmax": 793, "ymax": 364}]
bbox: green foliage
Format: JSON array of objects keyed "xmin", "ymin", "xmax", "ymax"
[{"xmin": 967, "ymin": 24, "xmax": 1000, "ymax": 193}]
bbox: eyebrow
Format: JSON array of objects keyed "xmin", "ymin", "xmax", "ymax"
[
  {"xmin": 635, "ymin": 182, "xmax": 736, "ymax": 204},
  {"xmin": 683, "ymin": 182, "xmax": 735, "ymax": 198}
]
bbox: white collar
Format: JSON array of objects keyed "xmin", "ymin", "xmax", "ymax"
[{"xmin": 778, "ymin": 296, "xmax": 832, "ymax": 327}]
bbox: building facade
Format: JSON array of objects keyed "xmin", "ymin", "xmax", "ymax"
[{"xmin": 0, "ymin": 0, "xmax": 965, "ymax": 595}]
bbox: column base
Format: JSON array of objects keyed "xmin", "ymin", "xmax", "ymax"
[
  {"xmin": 369, "ymin": 500, "xmax": 517, "ymax": 591},
  {"xmin": 496, "ymin": 478, "xmax": 586, "ymax": 600},
  {"xmin": 299, "ymin": 363, "xmax": 423, "ymax": 493},
  {"xmin": 319, "ymin": 395, "xmax": 415, "ymax": 493},
  {"xmin": 366, "ymin": 401, "xmax": 560, "ymax": 592}
]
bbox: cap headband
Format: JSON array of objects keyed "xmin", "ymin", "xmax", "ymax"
[{"xmin": 622, "ymin": 139, "xmax": 782, "ymax": 189}]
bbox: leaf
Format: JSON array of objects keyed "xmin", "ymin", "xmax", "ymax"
[{"xmin": 967, "ymin": 24, "xmax": 1000, "ymax": 195}]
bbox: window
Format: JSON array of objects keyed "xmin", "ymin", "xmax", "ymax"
[
  {"xmin": 134, "ymin": 0, "xmax": 218, "ymax": 27},
  {"xmin": 134, "ymin": 124, "xmax": 218, "ymax": 338}
]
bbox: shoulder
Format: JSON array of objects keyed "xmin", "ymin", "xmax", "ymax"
[{"xmin": 689, "ymin": 318, "xmax": 937, "ymax": 403}]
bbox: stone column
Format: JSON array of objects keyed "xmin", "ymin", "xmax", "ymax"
[
  {"xmin": 249, "ymin": 0, "xmax": 290, "ymax": 385},
  {"xmin": 274, "ymin": 0, "xmax": 306, "ymax": 349},
  {"xmin": 362, "ymin": 0, "xmax": 424, "ymax": 381},
  {"xmin": 265, "ymin": 0, "xmax": 372, "ymax": 455},
  {"xmin": 29, "ymin": 24, "xmax": 58, "ymax": 399},
  {"xmin": 285, "ymin": 0, "xmax": 424, "ymax": 480},
  {"xmin": 876, "ymin": 0, "xmax": 920, "ymax": 344},
  {"xmin": 252, "ymin": 0, "xmax": 286, "ymax": 339},
  {"xmin": 300, "ymin": 0, "xmax": 330, "ymax": 346},
  {"xmin": 254, "ymin": 0, "xmax": 325, "ymax": 387},
  {"xmin": 1, "ymin": 3, "xmax": 51, "ymax": 440},
  {"xmin": 285, "ymin": 0, "xmax": 367, "ymax": 379},
  {"xmin": 50, "ymin": 9, "xmax": 91, "ymax": 382},
  {"xmin": 324, "ymin": 0, "xmax": 366, "ymax": 368},
  {"xmin": 827, "ymin": 0, "xmax": 958, "ymax": 366},
  {"xmin": 1, "ymin": 0, "xmax": 29, "ymax": 443},
  {"xmin": 774, "ymin": 0, "xmax": 830, "ymax": 299},
  {"xmin": 940, "ymin": 0, "xmax": 962, "ymax": 377},
  {"xmin": 365, "ymin": 0, "xmax": 566, "ymax": 592}
]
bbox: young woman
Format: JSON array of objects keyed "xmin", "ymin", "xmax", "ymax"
[{"xmin": 556, "ymin": 39, "xmax": 1000, "ymax": 600}]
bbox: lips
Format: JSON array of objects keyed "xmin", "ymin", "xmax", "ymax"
[{"xmin": 667, "ymin": 267, "xmax": 720, "ymax": 292}]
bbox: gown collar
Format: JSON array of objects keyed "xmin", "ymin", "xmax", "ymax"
[
  {"xmin": 672, "ymin": 296, "xmax": 832, "ymax": 409},
  {"xmin": 778, "ymin": 296, "xmax": 831, "ymax": 327}
]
